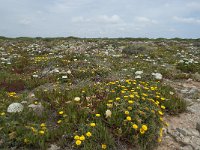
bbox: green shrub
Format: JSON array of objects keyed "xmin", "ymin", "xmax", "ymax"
[{"xmin": 122, "ymin": 45, "xmax": 148, "ymax": 55}]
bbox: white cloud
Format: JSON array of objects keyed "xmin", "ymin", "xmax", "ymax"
[
  {"xmin": 71, "ymin": 15, "xmax": 122, "ymax": 24},
  {"xmin": 173, "ymin": 16, "xmax": 200, "ymax": 24},
  {"xmin": 96, "ymin": 15, "xmax": 122, "ymax": 24},
  {"xmin": 135, "ymin": 17, "xmax": 158, "ymax": 24}
]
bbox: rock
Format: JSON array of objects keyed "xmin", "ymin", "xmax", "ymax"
[
  {"xmin": 182, "ymin": 136, "xmax": 191, "ymax": 145},
  {"xmin": 191, "ymin": 136, "xmax": 200, "ymax": 148},
  {"xmin": 181, "ymin": 89, "xmax": 189, "ymax": 94},
  {"xmin": 187, "ymin": 107, "xmax": 197, "ymax": 113},
  {"xmin": 196, "ymin": 122, "xmax": 200, "ymax": 133},
  {"xmin": 177, "ymin": 128, "xmax": 188, "ymax": 136},
  {"xmin": 187, "ymin": 78, "xmax": 193, "ymax": 82},
  {"xmin": 28, "ymin": 102, "xmax": 44, "ymax": 116},
  {"xmin": 180, "ymin": 145, "xmax": 193, "ymax": 150},
  {"xmin": 185, "ymin": 98, "xmax": 194, "ymax": 106},
  {"xmin": 47, "ymin": 144, "xmax": 60, "ymax": 150},
  {"xmin": 135, "ymin": 75, "xmax": 141, "ymax": 79},
  {"xmin": 152, "ymin": 73, "xmax": 163, "ymax": 80},
  {"xmin": 135, "ymin": 70, "xmax": 143, "ymax": 75},
  {"xmin": 193, "ymin": 73, "xmax": 200, "ymax": 81},
  {"xmin": 189, "ymin": 87, "xmax": 199, "ymax": 94},
  {"xmin": 190, "ymin": 129, "xmax": 200, "ymax": 137},
  {"xmin": 7, "ymin": 103, "xmax": 24, "ymax": 113}
]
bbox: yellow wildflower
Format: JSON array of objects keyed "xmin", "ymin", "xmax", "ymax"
[
  {"xmin": 158, "ymin": 138, "xmax": 162, "ymax": 142},
  {"xmin": 24, "ymin": 138, "xmax": 29, "ymax": 143},
  {"xmin": 90, "ymin": 123, "xmax": 96, "ymax": 127},
  {"xmin": 158, "ymin": 111, "xmax": 163, "ymax": 115},
  {"xmin": 40, "ymin": 123, "xmax": 46, "ymax": 127},
  {"xmin": 127, "ymin": 106, "xmax": 132, "ymax": 110},
  {"xmin": 116, "ymin": 97, "xmax": 120, "ymax": 101},
  {"xmin": 132, "ymin": 124, "xmax": 138, "ymax": 130},
  {"xmin": 86, "ymin": 132, "xmax": 92, "ymax": 137},
  {"xmin": 140, "ymin": 128, "xmax": 145, "ymax": 134},
  {"xmin": 102, "ymin": 144, "xmax": 107, "ymax": 149},
  {"xmin": 161, "ymin": 97, "xmax": 165, "ymax": 100},
  {"xmin": 124, "ymin": 96, "xmax": 128, "ymax": 99},
  {"xmin": 76, "ymin": 140, "xmax": 81, "ymax": 146},
  {"xmin": 1, "ymin": 112, "xmax": 5, "ymax": 116},
  {"xmin": 128, "ymin": 100, "xmax": 134, "ymax": 104},
  {"xmin": 39, "ymin": 130, "xmax": 45, "ymax": 135},
  {"xmin": 142, "ymin": 125, "xmax": 148, "ymax": 131},
  {"xmin": 96, "ymin": 114, "xmax": 101, "ymax": 117},
  {"xmin": 74, "ymin": 135, "xmax": 80, "ymax": 140},
  {"xmin": 124, "ymin": 111, "xmax": 129, "ymax": 115},
  {"xmin": 80, "ymin": 135, "xmax": 85, "ymax": 141},
  {"xmin": 57, "ymin": 120, "xmax": 62, "ymax": 124},
  {"xmin": 126, "ymin": 116, "xmax": 131, "ymax": 121},
  {"xmin": 161, "ymin": 105, "xmax": 166, "ymax": 109},
  {"xmin": 59, "ymin": 111, "xmax": 64, "ymax": 115}
]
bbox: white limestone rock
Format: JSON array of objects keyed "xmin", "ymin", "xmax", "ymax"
[{"xmin": 7, "ymin": 103, "xmax": 24, "ymax": 113}]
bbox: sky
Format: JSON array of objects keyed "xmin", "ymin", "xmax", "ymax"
[{"xmin": 0, "ymin": 0, "xmax": 200, "ymax": 38}]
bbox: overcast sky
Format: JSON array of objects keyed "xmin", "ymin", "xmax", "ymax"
[{"xmin": 0, "ymin": 0, "xmax": 200, "ymax": 38}]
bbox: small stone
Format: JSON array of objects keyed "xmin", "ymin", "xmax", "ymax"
[
  {"xmin": 21, "ymin": 101, "xmax": 28, "ymax": 104},
  {"xmin": 177, "ymin": 128, "xmax": 187, "ymax": 136},
  {"xmin": 47, "ymin": 144, "xmax": 60, "ymax": 150},
  {"xmin": 28, "ymin": 102, "xmax": 44, "ymax": 116},
  {"xmin": 190, "ymin": 129, "xmax": 200, "ymax": 137},
  {"xmin": 182, "ymin": 136, "xmax": 191, "ymax": 145},
  {"xmin": 152, "ymin": 72, "xmax": 163, "ymax": 80},
  {"xmin": 187, "ymin": 107, "xmax": 196, "ymax": 113},
  {"xmin": 181, "ymin": 89, "xmax": 189, "ymax": 94},
  {"xmin": 196, "ymin": 122, "xmax": 200, "ymax": 133},
  {"xmin": 180, "ymin": 145, "xmax": 193, "ymax": 150},
  {"xmin": 189, "ymin": 87, "xmax": 198, "ymax": 94},
  {"xmin": 7, "ymin": 103, "xmax": 24, "ymax": 113},
  {"xmin": 193, "ymin": 73, "xmax": 200, "ymax": 81}
]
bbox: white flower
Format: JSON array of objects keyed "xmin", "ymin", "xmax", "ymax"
[
  {"xmin": 74, "ymin": 97, "xmax": 80, "ymax": 102},
  {"xmin": 67, "ymin": 70, "xmax": 71, "ymax": 74},
  {"xmin": 33, "ymin": 74, "xmax": 38, "ymax": 78},
  {"xmin": 53, "ymin": 69, "xmax": 60, "ymax": 73},
  {"xmin": 62, "ymin": 75, "xmax": 67, "ymax": 79},
  {"xmin": 105, "ymin": 109, "xmax": 112, "ymax": 118},
  {"xmin": 135, "ymin": 71, "xmax": 143, "ymax": 75},
  {"xmin": 7, "ymin": 103, "xmax": 24, "ymax": 113}
]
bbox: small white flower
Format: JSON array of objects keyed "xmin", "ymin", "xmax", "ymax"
[
  {"xmin": 67, "ymin": 70, "xmax": 71, "ymax": 74},
  {"xmin": 105, "ymin": 109, "xmax": 112, "ymax": 118},
  {"xmin": 62, "ymin": 75, "xmax": 67, "ymax": 79},
  {"xmin": 33, "ymin": 74, "xmax": 38, "ymax": 78}
]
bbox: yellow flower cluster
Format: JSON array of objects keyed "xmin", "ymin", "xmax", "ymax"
[
  {"xmin": 74, "ymin": 132, "xmax": 92, "ymax": 146},
  {"xmin": 7, "ymin": 92, "xmax": 17, "ymax": 97}
]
